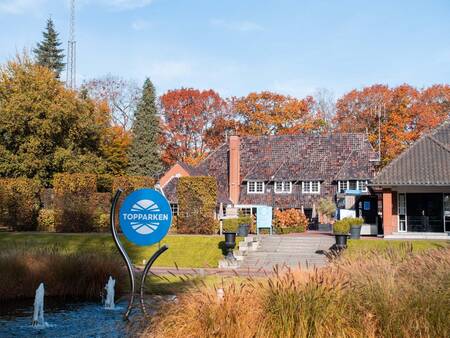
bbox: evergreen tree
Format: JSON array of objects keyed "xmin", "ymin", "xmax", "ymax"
[
  {"xmin": 127, "ymin": 78, "xmax": 163, "ymax": 177},
  {"xmin": 33, "ymin": 18, "xmax": 65, "ymax": 78}
]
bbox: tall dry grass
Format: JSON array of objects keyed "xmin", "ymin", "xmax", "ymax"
[
  {"xmin": 0, "ymin": 247, "xmax": 127, "ymax": 302},
  {"xmin": 141, "ymin": 244, "xmax": 450, "ymax": 338}
]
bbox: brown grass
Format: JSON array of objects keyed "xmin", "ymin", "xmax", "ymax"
[
  {"xmin": 140, "ymin": 244, "xmax": 450, "ymax": 338},
  {"xmin": 0, "ymin": 247, "xmax": 127, "ymax": 302}
]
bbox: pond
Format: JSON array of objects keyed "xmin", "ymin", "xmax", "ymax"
[{"xmin": 0, "ymin": 299, "xmax": 130, "ymax": 337}]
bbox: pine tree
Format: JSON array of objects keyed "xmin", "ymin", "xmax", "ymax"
[
  {"xmin": 127, "ymin": 78, "xmax": 164, "ymax": 177},
  {"xmin": 33, "ymin": 18, "xmax": 65, "ymax": 78}
]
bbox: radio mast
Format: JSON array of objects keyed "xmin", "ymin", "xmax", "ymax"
[{"xmin": 66, "ymin": 0, "xmax": 76, "ymax": 89}]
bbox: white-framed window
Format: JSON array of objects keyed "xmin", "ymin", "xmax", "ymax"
[
  {"xmin": 247, "ymin": 180, "xmax": 264, "ymax": 194},
  {"xmin": 338, "ymin": 180, "xmax": 348, "ymax": 193},
  {"xmin": 302, "ymin": 181, "xmax": 320, "ymax": 194},
  {"xmin": 170, "ymin": 203, "xmax": 179, "ymax": 216},
  {"xmin": 357, "ymin": 180, "xmax": 368, "ymax": 192},
  {"xmin": 274, "ymin": 181, "xmax": 292, "ymax": 194},
  {"xmin": 338, "ymin": 180, "xmax": 368, "ymax": 193}
]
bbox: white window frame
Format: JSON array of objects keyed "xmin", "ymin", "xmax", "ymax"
[
  {"xmin": 357, "ymin": 180, "xmax": 368, "ymax": 192},
  {"xmin": 247, "ymin": 180, "xmax": 265, "ymax": 194},
  {"xmin": 274, "ymin": 181, "xmax": 292, "ymax": 194},
  {"xmin": 302, "ymin": 181, "xmax": 320, "ymax": 194},
  {"xmin": 338, "ymin": 180, "xmax": 348, "ymax": 193}
]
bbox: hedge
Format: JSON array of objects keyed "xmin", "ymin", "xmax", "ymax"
[
  {"xmin": 53, "ymin": 173, "xmax": 97, "ymax": 232},
  {"xmin": 273, "ymin": 209, "xmax": 308, "ymax": 234},
  {"xmin": 112, "ymin": 176, "xmax": 155, "ymax": 194},
  {"xmin": 177, "ymin": 176, "xmax": 217, "ymax": 234},
  {"xmin": 0, "ymin": 178, "xmax": 41, "ymax": 231}
]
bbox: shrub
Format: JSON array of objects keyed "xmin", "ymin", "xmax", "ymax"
[
  {"xmin": 317, "ymin": 198, "xmax": 336, "ymax": 220},
  {"xmin": 37, "ymin": 209, "xmax": 56, "ymax": 232},
  {"xmin": 97, "ymin": 174, "xmax": 114, "ymax": 193},
  {"xmin": 112, "ymin": 175, "xmax": 155, "ymax": 194},
  {"xmin": 53, "ymin": 173, "xmax": 97, "ymax": 232},
  {"xmin": 274, "ymin": 209, "xmax": 308, "ymax": 234},
  {"xmin": 222, "ymin": 218, "xmax": 239, "ymax": 233},
  {"xmin": 0, "ymin": 178, "xmax": 41, "ymax": 231},
  {"xmin": 177, "ymin": 177, "xmax": 217, "ymax": 234},
  {"xmin": 94, "ymin": 212, "xmax": 110, "ymax": 232},
  {"xmin": 333, "ymin": 219, "xmax": 350, "ymax": 234},
  {"xmin": 346, "ymin": 217, "xmax": 364, "ymax": 227}
]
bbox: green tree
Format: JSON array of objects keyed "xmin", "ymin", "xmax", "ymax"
[
  {"xmin": 127, "ymin": 78, "xmax": 163, "ymax": 177},
  {"xmin": 33, "ymin": 18, "xmax": 65, "ymax": 78},
  {"xmin": 0, "ymin": 55, "xmax": 107, "ymax": 186}
]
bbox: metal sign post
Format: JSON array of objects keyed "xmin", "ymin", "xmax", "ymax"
[{"xmin": 110, "ymin": 188, "xmax": 172, "ymax": 320}]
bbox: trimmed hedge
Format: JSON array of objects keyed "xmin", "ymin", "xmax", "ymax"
[
  {"xmin": 53, "ymin": 173, "xmax": 97, "ymax": 232},
  {"xmin": 274, "ymin": 209, "xmax": 308, "ymax": 234},
  {"xmin": 37, "ymin": 208, "xmax": 56, "ymax": 232},
  {"xmin": 112, "ymin": 175, "xmax": 155, "ymax": 194},
  {"xmin": 177, "ymin": 177, "xmax": 217, "ymax": 234},
  {"xmin": 0, "ymin": 178, "xmax": 41, "ymax": 231}
]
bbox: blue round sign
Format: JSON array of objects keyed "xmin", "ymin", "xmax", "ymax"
[{"xmin": 119, "ymin": 188, "xmax": 172, "ymax": 246}]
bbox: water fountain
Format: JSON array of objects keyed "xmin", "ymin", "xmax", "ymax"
[
  {"xmin": 32, "ymin": 283, "xmax": 47, "ymax": 328},
  {"xmin": 104, "ymin": 276, "xmax": 116, "ymax": 310}
]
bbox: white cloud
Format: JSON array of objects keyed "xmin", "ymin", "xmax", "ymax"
[
  {"xmin": 210, "ymin": 18, "xmax": 263, "ymax": 32},
  {"xmin": 0, "ymin": 0, "xmax": 46, "ymax": 14},
  {"xmin": 131, "ymin": 18, "xmax": 151, "ymax": 31}
]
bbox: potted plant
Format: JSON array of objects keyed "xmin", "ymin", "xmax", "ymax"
[
  {"xmin": 317, "ymin": 198, "xmax": 336, "ymax": 232},
  {"xmin": 333, "ymin": 219, "xmax": 350, "ymax": 249},
  {"xmin": 348, "ymin": 217, "xmax": 364, "ymax": 239},
  {"xmin": 237, "ymin": 214, "xmax": 252, "ymax": 237}
]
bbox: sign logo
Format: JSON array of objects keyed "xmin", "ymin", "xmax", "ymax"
[{"xmin": 119, "ymin": 189, "xmax": 172, "ymax": 246}]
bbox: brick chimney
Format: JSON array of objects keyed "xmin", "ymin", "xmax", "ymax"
[{"xmin": 229, "ymin": 136, "xmax": 240, "ymax": 205}]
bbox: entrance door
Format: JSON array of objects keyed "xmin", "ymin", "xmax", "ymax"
[{"xmin": 406, "ymin": 194, "xmax": 444, "ymax": 232}]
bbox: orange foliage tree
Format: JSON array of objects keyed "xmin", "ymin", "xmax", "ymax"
[
  {"xmin": 232, "ymin": 91, "xmax": 326, "ymax": 135},
  {"xmin": 160, "ymin": 88, "xmax": 228, "ymax": 165},
  {"xmin": 334, "ymin": 84, "xmax": 450, "ymax": 165}
]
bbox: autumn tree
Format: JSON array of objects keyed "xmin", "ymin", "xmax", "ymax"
[
  {"xmin": 127, "ymin": 79, "xmax": 163, "ymax": 177},
  {"xmin": 33, "ymin": 18, "xmax": 65, "ymax": 78},
  {"xmin": 334, "ymin": 84, "xmax": 450, "ymax": 165},
  {"xmin": 160, "ymin": 88, "xmax": 227, "ymax": 165},
  {"xmin": 82, "ymin": 74, "xmax": 141, "ymax": 130},
  {"xmin": 232, "ymin": 91, "xmax": 325, "ymax": 135},
  {"xmin": 0, "ymin": 55, "xmax": 108, "ymax": 185}
]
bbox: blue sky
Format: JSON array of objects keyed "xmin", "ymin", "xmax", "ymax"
[{"xmin": 1, "ymin": 0, "xmax": 449, "ymax": 98}]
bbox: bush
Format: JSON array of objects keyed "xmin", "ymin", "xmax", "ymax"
[
  {"xmin": 177, "ymin": 177, "xmax": 217, "ymax": 234},
  {"xmin": 53, "ymin": 173, "xmax": 97, "ymax": 232},
  {"xmin": 37, "ymin": 209, "xmax": 56, "ymax": 232},
  {"xmin": 273, "ymin": 209, "xmax": 308, "ymax": 234},
  {"xmin": 112, "ymin": 175, "xmax": 155, "ymax": 194},
  {"xmin": 333, "ymin": 219, "xmax": 350, "ymax": 234},
  {"xmin": 222, "ymin": 218, "xmax": 239, "ymax": 232},
  {"xmin": 97, "ymin": 174, "xmax": 114, "ymax": 193},
  {"xmin": 346, "ymin": 217, "xmax": 364, "ymax": 227},
  {"xmin": 317, "ymin": 198, "xmax": 336, "ymax": 220},
  {"xmin": 0, "ymin": 178, "xmax": 41, "ymax": 231},
  {"xmin": 94, "ymin": 212, "xmax": 110, "ymax": 232}
]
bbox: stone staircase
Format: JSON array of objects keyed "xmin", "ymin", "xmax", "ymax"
[{"xmin": 238, "ymin": 235, "xmax": 335, "ymax": 271}]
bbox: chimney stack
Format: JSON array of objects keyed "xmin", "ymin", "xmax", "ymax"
[{"xmin": 229, "ymin": 136, "xmax": 240, "ymax": 205}]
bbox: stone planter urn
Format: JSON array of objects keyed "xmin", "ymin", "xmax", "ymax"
[{"xmin": 223, "ymin": 231, "xmax": 237, "ymax": 260}]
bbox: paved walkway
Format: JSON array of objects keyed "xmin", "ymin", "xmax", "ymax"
[{"xmin": 239, "ymin": 235, "xmax": 335, "ymax": 271}]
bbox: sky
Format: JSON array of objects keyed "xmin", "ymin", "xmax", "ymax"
[{"xmin": 0, "ymin": 0, "xmax": 449, "ymax": 99}]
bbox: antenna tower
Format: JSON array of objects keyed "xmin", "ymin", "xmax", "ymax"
[{"xmin": 66, "ymin": 0, "xmax": 76, "ymax": 89}]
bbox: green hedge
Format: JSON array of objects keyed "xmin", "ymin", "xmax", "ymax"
[
  {"xmin": 177, "ymin": 177, "xmax": 217, "ymax": 234},
  {"xmin": 53, "ymin": 173, "xmax": 97, "ymax": 232},
  {"xmin": 0, "ymin": 178, "xmax": 41, "ymax": 231},
  {"xmin": 112, "ymin": 175, "xmax": 155, "ymax": 194}
]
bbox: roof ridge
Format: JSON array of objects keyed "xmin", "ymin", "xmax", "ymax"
[{"xmin": 427, "ymin": 134, "xmax": 450, "ymax": 153}]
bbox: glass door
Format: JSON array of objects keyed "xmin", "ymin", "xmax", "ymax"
[{"xmin": 398, "ymin": 193, "xmax": 407, "ymax": 232}]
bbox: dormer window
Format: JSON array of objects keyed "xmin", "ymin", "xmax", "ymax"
[
  {"xmin": 247, "ymin": 180, "xmax": 264, "ymax": 194},
  {"xmin": 302, "ymin": 181, "xmax": 320, "ymax": 194},
  {"xmin": 338, "ymin": 180, "xmax": 368, "ymax": 193},
  {"xmin": 274, "ymin": 181, "xmax": 292, "ymax": 194}
]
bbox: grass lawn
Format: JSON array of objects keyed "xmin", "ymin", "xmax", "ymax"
[
  {"xmin": 346, "ymin": 238, "xmax": 449, "ymax": 256},
  {"xmin": 0, "ymin": 232, "xmax": 232, "ymax": 268}
]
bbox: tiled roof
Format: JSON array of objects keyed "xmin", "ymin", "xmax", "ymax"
[
  {"xmin": 372, "ymin": 121, "xmax": 450, "ymax": 186},
  {"xmin": 163, "ymin": 133, "xmax": 377, "ymax": 204}
]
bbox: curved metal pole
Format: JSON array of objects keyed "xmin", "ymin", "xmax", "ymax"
[
  {"xmin": 110, "ymin": 189, "xmax": 135, "ymax": 320},
  {"xmin": 140, "ymin": 244, "xmax": 169, "ymax": 316}
]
